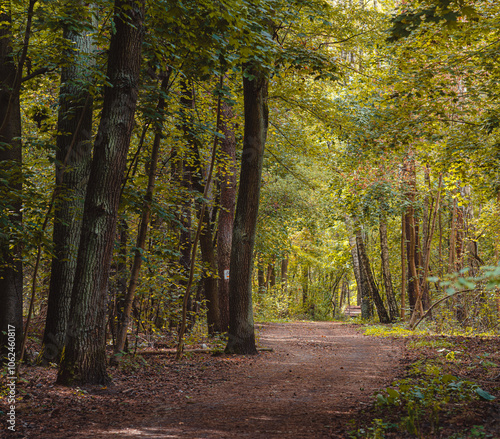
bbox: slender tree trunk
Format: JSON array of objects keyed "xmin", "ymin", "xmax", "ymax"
[
  {"xmin": 198, "ymin": 207, "xmax": 221, "ymax": 334},
  {"xmin": 348, "ymin": 234, "xmax": 363, "ymax": 306},
  {"xmin": 225, "ymin": 65, "xmax": 268, "ymax": 355},
  {"xmin": 217, "ymin": 101, "xmax": 237, "ymax": 332},
  {"xmin": 268, "ymin": 263, "xmax": 276, "ymax": 288},
  {"xmin": 301, "ymin": 265, "xmax": 309, "ymax": 307},
  {"xmin": 114, "ymin": 74, "xmax": 170, "ymax": 355},
  {"xmin": 400, "ymin": 213, "xmax": 406, "ymax": 320},
  {"xmin": 403, "ymin": 154, "xmax": 421, "ymax": 312},
  {"xmin": 257, "ymin": 265, "xmax": 266, "ymax": 294},
  {"xmin": 449, "ymin": 197, "xmax": 458, "ymax": 273},
  {"xmin": 57, "ymin": 0, "xmax": 144, "ymax": 385},
  {"xmin": 281, "ymin": 257, "xmax": 288, "ymax": 293},
  {"xmin": 180, "ymin": 80, "xmax": 221, "ymax": 334},
  {"xmin": 41, "ymin": 2, "xmax": 95, "ymax": 364},
  {"xmin": 356, "ymin": 228, "xmax": 390, "ymax": 323},
  {"xmin": 340, "ymin": 278, "xmax": 348, "ymax": 310},
  {"xmin": 111, "ymin": 219, "xmax": 128, "ymax": 344},
  {"xmin": 379, "ymin": 216, "xmax": 399, "ymax": 321},
  {"xmin": 496, "ymin": 192, "xmax": 500, "ymax": 319},
  {"xmin": 0, "ymin": 0, "xmax": 25, "ymax": 363},
  {"xmin": 346, "ymin": 216, "xmax": 372, "ymax": 318},
  {"xmin": 409, "ymin": 176, "xmax": 442, "ymax": 328}
]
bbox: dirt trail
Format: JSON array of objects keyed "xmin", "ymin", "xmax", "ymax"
[
  {"xmin": 96, "ymin": 322, "xmax": 402, "ymax": 438},
  {"xmin": 8, "ymin": 322, "xmax": 403, "ymax": 438}
]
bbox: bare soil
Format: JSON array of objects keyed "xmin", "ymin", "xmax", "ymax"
[
  {"xmin": 2, "ymin": 322, "xmax": 402, "ymax": 438},
  {"xmin": 2, "ymin": 322, "xmax": 499, "ymax": 438}
]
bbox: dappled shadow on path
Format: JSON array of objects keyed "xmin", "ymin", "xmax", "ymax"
[
  {"xmin": 6, "ymin": 322, "xmax": 402, "ymax": 438},
  {"xmin": 80, "ymin": 322, "xmax": 402, "ymax": 439}
]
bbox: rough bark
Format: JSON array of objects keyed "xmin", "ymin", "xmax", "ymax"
[
  {"xmin": 57, "ymin": 0, "xmax": 144, "ymax": 385},
  {"xmin": 217, "ymin": 102, "xmax": 237, "ymax": 332},
  {"xmin": 0, "ymin": 0, "xmax": 23, "ymax": 362},
  {"xmin": 41, "ymin": 3, "xmax": 95, "ymax": 364},
  {"xmin": 379, "ymin": 217, "xmax": 399, "ymax": 321},
  {"xmin": 225, "ymin": 65, "xmax": 268, "ymax": 355}
]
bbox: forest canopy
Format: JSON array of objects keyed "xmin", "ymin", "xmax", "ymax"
[{"xmin": 0, "ymin": 0, "xmax": 499, "ymax": 386}]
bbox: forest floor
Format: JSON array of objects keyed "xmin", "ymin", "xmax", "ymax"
[{"xmin": 1, "ymin": 321, "xmax": 499, "ymax": 438}]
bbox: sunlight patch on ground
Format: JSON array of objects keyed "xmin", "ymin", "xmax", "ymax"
[{"xmin": 99, "ymin": 427, "xmax": 180, "ymax": 437}]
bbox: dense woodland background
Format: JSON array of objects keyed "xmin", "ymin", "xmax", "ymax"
[{"xmin": 1, "ymin": 0, "xmax": 500, "ymax": 387}]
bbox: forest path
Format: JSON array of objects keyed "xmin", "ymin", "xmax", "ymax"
[
  {"xmin": 98, "ymin": 322, "xmax": 402, "ymax": 438},
  {"xmin": 13, "ymin": 322, "xmax": 403, "ymax": 438}
]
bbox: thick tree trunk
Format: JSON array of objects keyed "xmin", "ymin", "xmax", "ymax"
[
  {"xmin": 114, "ymin": 75, "xmax": 169, "ymax": 355},
  {"xmin": 57, "ymin": 0, "xmax": 144, "ymax": 385},
  {"xmin": 225, "ymin": 65, "xmax": 268, "ymax": 355},
  {"xmin": 356, "ymin": 229, "xmax": 390, "ymax": 323},
  {"xmin": 217, "ymin": 102, "xmax": 237, "ymax": 332},
  {"xmin": 379, "ymin": 217, "xmax": 399, "ymax": 321},
  {"xmin": 0, "ymin": 0, "xmax": 25, "ymax": 363},
  {"xmin": 41, "ymin": 3, "xmax": 95, "ymax": 364}
]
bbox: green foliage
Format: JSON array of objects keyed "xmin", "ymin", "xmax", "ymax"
[
  {"xmin": 374, "ymin": 373, "xmax": 495, "ymax": 435},
  {"xmin": 364, "ymin": 324, "xmax": 426, "ymax": 338}
]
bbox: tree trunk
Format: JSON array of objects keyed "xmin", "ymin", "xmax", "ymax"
[
  {"xmin": 217, "ymin": 101, "xmax": 237, "ymax": 332},
  {"xmin": 403, "ymin": 155, "xmax": 422, "ymax": 313},
  {"xmin": 356, "ymin": 228, "xmax": 390, "ymax": 323},
  {"xmin": 411, "ymin": 174, "xmax": 443, "ymax": 326},
  {"xmin": 301, "ymin": 265, "xmax": 309, "ymax": 307},
  {"xmin": 57, "ymin": 0, "xmax": 144, "ymax": 385},
  {"xmin": 268, "ymin": 263, "xmax": 276, "ymax": 289},
  {"xmin": 225, "ymin": 65, "xmax": 268, "ymax": 355},
  {"xmin": 114, "ymin": 74, "xmax": 170, "ymax": 355},
  {"xmin": 449, "ymin": 197, "xmax": 458, "ymax": 273},
  {"xmin": 257, "ymin": 265, "xmax": 266, "ymax": 294},
  {"xmin": 41, "ymin": 2, "xmax": 95, "ymax": 364},
  {"xmin": 379, "ymin": 216, "xmax": 399, "ymax": 321},
  {"xmin": 281, "ymin": 257, "xmax": 289, "ymax": 293},
  {"xmin": 400, "ymin": 213, "xmax": 406, "ymax": 320},
  {"xmin": 110, "ymin": 219, "xmax": 128, "ymax": 344},
  {"xmin": 180, "ymin": 80, "xmax": 221, "ymax": 334},
  {"xmin": 348, "ymin": 235, "xmax": 363, "ymax": 307},
  {"xmin": 0, "ymin": 0, "xmax": 24, "ymax": 363}
]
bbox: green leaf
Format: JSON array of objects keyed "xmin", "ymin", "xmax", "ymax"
[
  {"xmin": 441, "ymin": 374, "xmax": 457, "ymax": 383},
  {"xmin": 475, "ymin": 387, "xmax": 495, "ymax": 401}
]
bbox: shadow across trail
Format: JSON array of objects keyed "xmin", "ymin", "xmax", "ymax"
[{"xmin": 92, "ymin": 322, "xmax": 402, "ymax": 438}]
